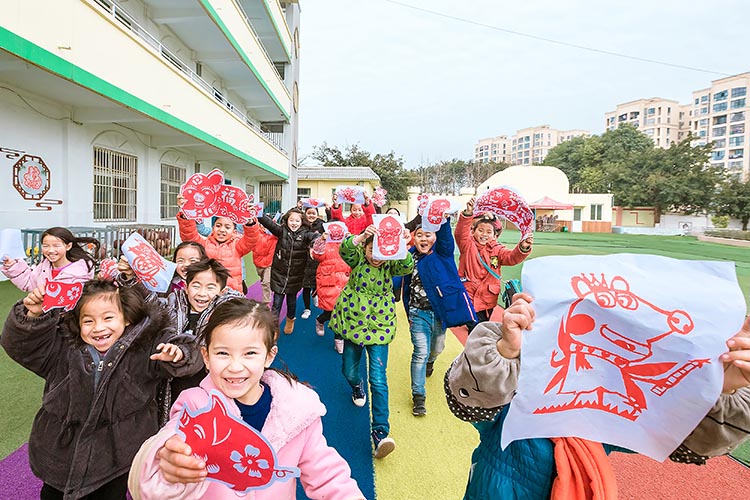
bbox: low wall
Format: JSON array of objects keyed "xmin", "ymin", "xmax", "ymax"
[
  {"xmin": 697, "ymin": 235, "xmax": 750, "ymax": 247},
  {"xmin": 611, "ymin": 226, "xmax": 686, "ymax": 236}
]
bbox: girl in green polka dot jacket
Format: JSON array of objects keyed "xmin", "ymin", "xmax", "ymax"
[{"xmin": 329, "ymin": 224, "xmax": 414, "ymax": 460}]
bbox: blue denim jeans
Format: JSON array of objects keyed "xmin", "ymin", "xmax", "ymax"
[
  {"xmin": 409, "ymin": 307, "xmax": 446, "ymax": 397},
  {"xmin": 342, "ymin": 340, "xmax": 390, "ymax": 436}
]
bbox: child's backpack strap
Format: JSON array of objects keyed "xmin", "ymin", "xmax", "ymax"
[{"xmin": 501, "ymin": 279, "xmax": 522, "ymax": 309}]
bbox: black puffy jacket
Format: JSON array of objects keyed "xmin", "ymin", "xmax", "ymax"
[{"xmin": 258, "ymin": 215, "xmax": 320, "ymax": 294}]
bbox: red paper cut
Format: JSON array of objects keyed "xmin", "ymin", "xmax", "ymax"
[
  {"xmin": 375, "ymin": 215, "xmax": 403, "ymax": 257},
  {"xmin": 372, "ymin": 187, "xmax": 388, "ymax": 207},
  {"xmin": 177, "ymin": 392, "xmax": 300, "ymax": 494},
  {"xmin": 335, "ymin": 186, "xmax": 365, "ymax": 205},
  {"xmin": 42, "ymin": 281, "xmax": 83, "ymax": 312},
  {"xmin": 301, "ymin": 198, "xmax": 325, "ymax": 208},
  {"xmin": 215, "ymin": 185, "xmax": 253, "ymax": 224},
  {"xmin": 535, "ymin": 274, "xmax": 702, "ymax": 421},
  {"xmin": 324, "ymin": 221, "xmax": 348, "ymax": 243},
  {"xmin": 425, "ymin": 198, "xmax": 452, "ymax": 226},
  {"xmin": 98, "ymin": 258, "xmax": 118, "ymax": 280},
  {"xmin": 474, "ymin": 187, "xmax": 534, "ymax": 239},
  {"xmin": 416, "ymin": 194, "xmax": 429, "ymax": 215},
  {"xmin": 180, "ymin": 169, "xmax": 225, "ymax": 220}
]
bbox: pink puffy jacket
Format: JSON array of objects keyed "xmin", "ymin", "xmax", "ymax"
[{"xmin": 2, "ymin": 258, "xmax": 94, "ymax": 292}]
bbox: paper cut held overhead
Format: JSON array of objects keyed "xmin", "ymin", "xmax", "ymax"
[
  {"xmin": 474, "ymin": 186, "xmax": 534, "ymax": 239},
  {"xmin": 121, "ymin": 232, "xmax": 177, "ymax": 293},
  {"xmin": 42, "ymin": 281, "xmax": 83, "ymax": 312},
  {"xmin": 180, "ymin": 169, "xmax": 255, "ymax": 224}
]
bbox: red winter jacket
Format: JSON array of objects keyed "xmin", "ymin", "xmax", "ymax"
[
  {"xmin": 177, "ymin": 214, "xmax": 255, "ymax": 292},
  {"xmin": 330, "ymin": 202, "xmax": 375, "ymax": 235},
  {"xmin": 455, "ymin": 213, "xmax": 530, "ymax": 312},
  {"xmin": 311, "ymin": 237, "xmax": 350, "ymax": 312},
  {"xmin": 246, "ymin": 224, "xmax": 277, "ymax": 269}
]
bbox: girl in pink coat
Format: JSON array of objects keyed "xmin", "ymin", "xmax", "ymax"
[
  {"xmin": 129, "ymin": 298, "xmax": 364, "ymax": 500},
  {"xmin": 311, "ymin": 232, "xmax": 351, "ymax": 353},
  {"xmin": 1, "ymin": 227, "xmax": 98, "ymax": 292}
]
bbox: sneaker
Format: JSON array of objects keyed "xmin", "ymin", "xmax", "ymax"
[
  {"xmin": 412, "ymin": 395, "xmax": 426, "ymax": 417},
  {"xmin": 351, "ymin": 384, "xmax": 366, "ymax": 407},
  {"xmin": 315, "ymin": 320, "xmax": 325, "ymax": 336},
  {"xmin": 334, "ymin": 338, "xmax": 344, "ymax": 354},
  {"xmin": 300, "ymin": 309, "xmax": 311, "ymax": 319},
  {"xmin": 372, "ymin": 430, "xmax": 396, "ymax": 459},
  {"xmin": 426, "ymin": 361, "xmax": 434, "ymax": 378},
  {"xmin": 313, "ymin": 295, "xmax": 319, "ymax": 308}
]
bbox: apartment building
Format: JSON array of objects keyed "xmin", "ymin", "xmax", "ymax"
[
  {"xmin": 474, "ymin": 135, "xmax": 510, "ymax": 164},
  {"xmin": 604, "ymin": 98, "xmax": 681, "ymax": 149},
  {"xmin": 509, "ymin": 125, "xmax": 590, "ymax": 165},
  {"xmin": 0, "ymin": 0, "xmax": 301, "ymax": 229},
  {"xmin": 689, "ymin": 73, "xmax": 750, "ymax": 180}
]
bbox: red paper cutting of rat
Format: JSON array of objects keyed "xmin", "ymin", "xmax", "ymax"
[
  {"xmin": 176, "ymin": 392, "xmax": 300, "ymax": 494},
  {"xmin": 180, "ymin": 169, "xmax": 225, "ymax": 220}
]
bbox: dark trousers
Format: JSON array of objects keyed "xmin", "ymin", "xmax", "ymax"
[
  {"xmin": 272, "ymin": 291, "xmax": 298, "ymax": 319},
  {"xmin": 302, "ymin": 287, "xmax": 315, "ymax": 309},
  {"xmin": 41, "ymin": 474, "xmax": 128, "ymax": 500}
]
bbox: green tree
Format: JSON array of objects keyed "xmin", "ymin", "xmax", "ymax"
[
  {"xmin": 310, "ymin": 143, "xmax": 416, "ymax": 201},
  {"xmin": 413, "ymin": 159, "xmax": 506, "ymax": 194},
  {"xmin": 714, "ymin": 177, "xmax": 750, "ymax": 230}
]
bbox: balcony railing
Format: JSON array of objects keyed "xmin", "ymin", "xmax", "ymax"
[{"xmin": 93, "ymin": 0, "xmax": 286, "ymax": 153}]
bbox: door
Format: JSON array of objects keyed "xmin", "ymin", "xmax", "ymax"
[{"xmin": 572, "ymin": 208, "xmax": 583, "ymax": 232}]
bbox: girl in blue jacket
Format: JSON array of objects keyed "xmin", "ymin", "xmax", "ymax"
[{"xmin": 405, "ymin": 215, "xmax": 477, "ymax": 416}]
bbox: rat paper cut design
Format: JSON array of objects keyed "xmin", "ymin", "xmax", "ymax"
[
  {"xmin": 500, "ymin": 254, "xmax": 746, "ymax": 461},
  {"xmin": 98, "ymin": 258, "xmax": 119, "ymax": 280},
  {"xmin": 324, "ymin": 221, "xmax": 348, "ymax": 243},
  {"xmin": 372, "ymin": 214, "xmax": 406, "ymax": 260},
  {"xmin": 474, "ymin": 186, "xmax": 534, "ymax": 239},
  {"xmin": 180, "ymin": 169, "xmax": 225, "ymax": 220},
  {"xmin": 372, "ymin": 187, "xmax": 388, "ymax": 207},
  {"xmin": 176, "ymin": 392, "xmax": 300, "ymax": 494},
  {"xmin": 422, "ymin": 197, "xmax": 459, "ymax": 232},
  {"xmin": 416, "ymin": 194, "xmax": 429, "ymax": 215},
  {"xmin": 42, "ymin": 281, "xmax": 83, "ymax": 312},
  {"xmin": 536, "ymin": 273, "xmax": 703, "ymax": 421}
]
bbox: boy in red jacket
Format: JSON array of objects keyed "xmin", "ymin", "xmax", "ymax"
[{"xmin": 329, "ymin": 193, "xmax": 376, "ymax": 235}]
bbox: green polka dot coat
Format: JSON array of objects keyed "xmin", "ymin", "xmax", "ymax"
[{"xmin": 329, "ymin": 235, "xmax": 414, "ymax": 346}]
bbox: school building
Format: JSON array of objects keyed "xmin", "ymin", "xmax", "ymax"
[{"xmin": 0, "ymin": 0, "xmax": 301, "ymax": 238}]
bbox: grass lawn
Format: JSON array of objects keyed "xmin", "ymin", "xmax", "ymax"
[{"xmin": 0, "ymin": 234, "xmax": 748, "ymax": 463}]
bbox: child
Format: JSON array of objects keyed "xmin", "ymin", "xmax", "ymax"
[
  {"xmin": 402, "ymin": 216, "xmax": 477, "ymax": 416},
  {"xmin": 455, "ymin": 197, "xmax": 533, "ymax": 323},
  {"xmin": 170, "ymin": 241, "xmax": 207, "ymax": 292},
  {"xmin": 445, "ymin": 293, "xmax": 750, "ymax": 499},
  {"xmin": 128, "ymin": 297, "xmax": 365, "ymax": 500},
  {"xmin": 301, "ymin": 206, "xmax": 325, "ymax": 319},
  {"xmin": 249, "ymin": 225, "xmax": 278, "ymax": 307},
  {"xmin": 0, "ymin": 279, "xmax": 200, "ymax": 499},
  {"xmin": 330, "ymin": 193, "xmax": 376, "ymax": 235},
  {"xmin": 176, "ymin": 196, "xmax": 256, "ymax": 292},
  {"xmin": 256, "ymin": 208, "xmax": 319, "ymax": 334},
  {"xmin": 386, "ymin": 207, "xmax": 421, "ymax": 302},
  {"xmin": 329, "ymin": 225, "xmax": 413, "ymax": 459},
  {"xmin": 2, "ymin": 227, "xmax": 99, "ymax": 291},
  {"xmin": 311, "ymin": 232, "xmax": 351, "ymax": 353}
]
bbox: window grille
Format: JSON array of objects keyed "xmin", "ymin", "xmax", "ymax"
[
  {"xmin": 161, "ymin": 163, "xmax": 186, "ymax": 219},
  {"xmin": 260, "ymin": 181, "xmax": 284, "ymax": 215},
  {"xmin": 93, "ymin": 147, "xmax": 137, "ymax": 222}
]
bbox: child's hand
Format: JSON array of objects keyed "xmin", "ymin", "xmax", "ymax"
[
  {"xmin": 520, "ymin": 235, "xmax": 534, "ymax": 252},
  {"xmin": 117, "ymin": 256, "xmax": 135, "ymax": 280},
  {"xmin": 157, "ymin": 435, "xmax": 207, "ymax": 484},
  {"xmin": 464, "ymin": 197, "xmax": 476, "ymax": 216},
  {"xmin": 721, "ymin": 316, "xmax": 750, "ymax": 394},
  {"xmin": 497, "ymin": 292, "xmax": 535, "ymax": 359},
  {"xmin": 176, "ymin": 195, "xmax": 187, "ymax": 208},
  {"xmin": 2, "ymin": 256, "xmax": 15, "ymax": 268},
  {"xmin": 23, "ymin": 283, "xmax": 45, "ymax": 317},
  {"xmin": 402, "ymin": 228, "xmax": 411, "ymax": 240},
  {"xmin": 150, "ymin": 343, "xmax": 184, "ymax": 363}
]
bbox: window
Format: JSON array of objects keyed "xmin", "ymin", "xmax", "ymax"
[
  {"xmin": 713, "ymin": 115, "xmax": 727, "ymax": 125},
  {"xmin": 729, "ymin": 148, "xmax": 744, "ymax": 159},
  {"xmin": 160, "ymin": 164, "xmax": 185, "ymax": 219},
  {"xmin": 714, "ymin": 138, "xmax": 726, "ymax": 149},
  {"xmin": 699, "ymin": 118, "xmax": 709, "ymax": 126},
  {"xmin": 712, "ymin": 150, "xmax": 725, "ymax": 161},
  {"xmin": 729, "ymin": 161, "xmax": 743, "ymax": 169},
  {"xmin": 645, "ymin": 129, "xmax": 654, "ymax": 136},
  {"xmin": 701, "ymin": 95, "xmax": 709, "ymax": 103},
  {"xmin": 618, "ymin": 113, "xmax": 627, "ymax": 121},
  {"xmin": 729, "ymin": 136, "xmax": 744, "ymax": 147},
  {"xmin": 731, "ymin": 98, "xmax": 746, "ymax": 109},
  {"xmin": 731, "ymin": 111, "xmax": 745, "ymax": 122},
  {"xmin": 712, "ymin": 126, "xmax": 726, "ymax": 137},
  {"xmin": 645, "ymin": 118, "xmax": 655, "ymax": 125},
  {"xmin": 714, "ymin": 90, "xmax": 728, "ymax": 101},
  {"xmin": 629, "ymin": 111, "xmax": 639, "ymax": 119},
  {"xmin": 590, "ymin": 204, "xmax": 603, "ymax": 221},
  {"xmin": 297, "ymin": 187, "xmax": 311, "ymax": 200},
  {"xmin": 730, "ymin": 123, "xmax": 745, "ymax": 135},
  {"xmin": 93, "ymin": 147, "xmax": 137, "ymax": 221},
  {"xmin": 731, "ymin": 87, "xmax": 747, "ymax": 98},
  {"xmin": 713, "ymin": 102, "xmax": 728, "ymax": 113},
  {"xmin": 259, "ymin": 181, "xmax": 284, "ymax": 214},
  {"xmin": 698, "ymin": 130, "xmax": 707, "ymax": 138},
  {"xmin": 700, "ymin": 107, "xmax": 708, "ymax": 115}
]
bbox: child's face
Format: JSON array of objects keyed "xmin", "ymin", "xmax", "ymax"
[
  {"xmin": 201, "ymin": 320, "xmax": 277, "ymax": 406},
  {"xmin": 79, "ymin": 295, "xmax": 128, "ymax": 353},
  {"xmin": 471, "ymin": 222, "xmax": 496, "ymax": 246},
  {"xmin": 41, "ymin": 235, "xmax": 72, "ymax": 267},
  {"xmin": 364, "ymin": 242, "xmax": 384, "ymax": 268},
  {"xmin": 305, "ymin": 208, "xmax": 318, "ymax": 224},
  {"xmin": 287, "ymin": 213, "xmax": 302, "ymax": 231},
  {"xmin": 350, "ymin": 204, "xmax": 364, "ymax": 218},
  {"xmin": 386, "ymin": 208, "xmax": 399, "ymax": 216},
  {"xmin": 186, "ymin": 269, "xmax": 222, "ymax": 313},
  {"xmin": 413, "ymin": 228, "xmax": 436, "ymax": 254},
  {"xmin": 174, "ymin": 246, "xmax": 202, "ymax": 279},
  {"xmin": 212, "ymin": 218, "xmax": 235, "ymax": 243}
]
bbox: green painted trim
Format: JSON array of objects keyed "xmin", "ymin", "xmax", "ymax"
[
  {"xmin": 262, "ymin": 0, "xmax": 293, "ymax": 60},
  {"xmin": 199, "ymin": 0, "xmax": 291, "ymax": 121},
  {"xmin": 0, "ymin": 26, "xmax": 288, "ymax": 180}
]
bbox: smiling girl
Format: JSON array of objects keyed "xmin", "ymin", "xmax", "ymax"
[
  {"xmin": 2, "ymin": 227, "xmax": 99, "ymax": 292},
  {"xmin": 129, "ymin": 298, "xmax": 364, "ymax": 500},
  {"xmin": 0, "ymin": 279, "xmax": 199, "ymax": 499}
]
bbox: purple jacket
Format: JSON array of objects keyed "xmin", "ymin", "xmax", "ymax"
[
  {"xmin": 131, "ymin": 371, "xmax": 364, "ymax": 500},
  {"xmin": 2, "ymin": 258, "xmax": 94, "ymax": 292}
]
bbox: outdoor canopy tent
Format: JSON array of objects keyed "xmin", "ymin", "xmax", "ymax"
[{"xmin": 529, "ymin": 196, "xmax": 574, "ymax": 210}]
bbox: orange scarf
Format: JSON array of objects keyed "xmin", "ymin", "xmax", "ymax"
[{"xmin": 550, "ymin": 437, "xmax": 618, "ymax": 500}]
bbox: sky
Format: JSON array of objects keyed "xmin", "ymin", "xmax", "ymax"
[{"xmin": 297, "ymin": 0, "xmax": 750, "ymax": 169}]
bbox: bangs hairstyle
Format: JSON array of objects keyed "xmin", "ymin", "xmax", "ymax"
[
  {"xmin": 472, "ymin": 213, "xmax": 502, "ymax": 235},
  {"xmin": 42, "ymin": 227, "xmax": 100, "ymax": 271},
  {"xmin": 172, "ymin": 241, "xmax": 207, "ymax": 263},
  {"xmin": 185, "ymin": 258, "xmax": 230, "ymax": 289},
  {"xmin": 64, "ymin": 279, "xmax": 147, "ymax": 341},
  {"xmin": 200, "ymin": 298, "xmax": 279, "ymax": 352},
  {"xmin": 282, "ymin": 208, "xmax": 309, "ymax": 229}
]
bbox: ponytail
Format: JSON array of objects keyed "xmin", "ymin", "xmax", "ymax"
[{"xmin": 42, "ymin": 227, "xmax": 100, "ymax": 271}]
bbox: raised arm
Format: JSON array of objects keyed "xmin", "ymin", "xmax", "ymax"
[
  {"xmin": 257, "ymin": 214, "xmax": 284, "ymax": 238},
  {"xmin": 2, "ymin": 259, "xmax": 39, "ymax": 292},
  {"xmin": 234, "ymin": 221, "xmax": 259, "ymax": 257},
  {"xmin": 434, "ymin": 216, "xmax": 455, "ymax": 257}
]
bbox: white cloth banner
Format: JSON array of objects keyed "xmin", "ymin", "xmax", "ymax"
[
  {"xmin": 502, "ymin": 254, "xmax": 746, "ymax": 461},
  {"xmin": 372, "ymin": 214, "xmax": 407, "ymax": 260}
]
